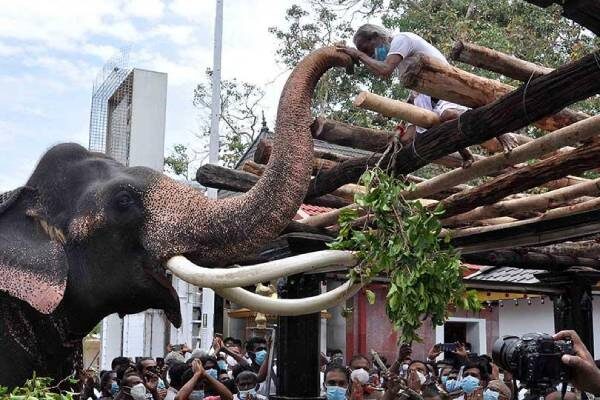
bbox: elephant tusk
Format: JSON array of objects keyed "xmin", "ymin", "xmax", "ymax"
[
  {"xmin": 214, "ymin": 279, "xmax": 363, "ymax": 316},
  {"xmin": 166, "ymin": 250, "xmax": 358, "ymax": 289}
]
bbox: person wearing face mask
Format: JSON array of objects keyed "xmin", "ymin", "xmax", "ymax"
[
  {"xmin": 324, "ymin": 365, "xmax": 350, "ymax": 400},
  {"xmin": 234, "ymin": 371, "xmax": 267, "ymax": 400},
  {"xmin": 337, "ymin": 24, "xmax": 516, "ymax": 168},
  {"xmin": 165, "ymin": 363, "xmax": 188, "ymax": 400},
  {"xmin": 175, "ymin": 360, "xmax": 233, "ymax": 400},
  {"xmin": 115, "ymin": 373, "xmax": 148, "ymax": 400},
  {"xmin": 460, "ymin": 362, "xmax": 489, "ymax": 398},
  {"xmin": 100, "ymin": 371, "xmax": 117, "ymax": 400},
  {"xmin": 484, "ymin": 380, "xmax": 511, "ymax": 400},
  {"xmin": 349, "ymin": 364, "xmax": 383, "ymax": 400}
]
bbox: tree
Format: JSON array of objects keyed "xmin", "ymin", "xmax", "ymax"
[
  {"xmin": 193, "ymin": 69, "xmax": 266, "ymax": 168},
  {"xmin": 164, "ymin": 144, "xmax": 193, "ymax": 179}
]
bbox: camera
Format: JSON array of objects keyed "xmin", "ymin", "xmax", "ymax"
[{"xmin": 492, "ymin": 333, "xmax": 574, "ymax": 392}]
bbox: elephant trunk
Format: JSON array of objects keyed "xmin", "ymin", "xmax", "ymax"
[{"xmin": 143, "ymin": 48, "xmax": 352, "ymax": 266}]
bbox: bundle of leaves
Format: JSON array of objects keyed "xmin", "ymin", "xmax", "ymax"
[
  {"xmin": 329, "ymin": 168, "xmax": 480, "ymax": 343},
  {"xmin": 0, "ymin": 375, "xmax": 75, "ymax": 400}
]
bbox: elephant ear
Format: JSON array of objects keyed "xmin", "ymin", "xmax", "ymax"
[{"xmin": 0, "ymin": 187, "xmax": 68, "ymax": 314}]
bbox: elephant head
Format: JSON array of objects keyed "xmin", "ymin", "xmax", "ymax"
[{"xmin": 0, "ymin": 47, "xmax": 352, "ymax": 386}]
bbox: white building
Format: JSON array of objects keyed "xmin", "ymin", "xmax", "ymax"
[{"xmin": 89, "ymin": 62, "xmax": 203, "ymax": 369}]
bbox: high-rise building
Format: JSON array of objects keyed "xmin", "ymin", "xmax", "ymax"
[{"xmin": 89, "ymin": 53, "xmax": 189, "ymax": 369}]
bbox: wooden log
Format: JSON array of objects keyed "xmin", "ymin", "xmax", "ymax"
[
  {"xmin": 451, "ymin": 197, "xmax": 600, "ymax": 239},
  {"xmin": 195, "ymin": 164, "xmax": 351, "ymax": 208},
  {"xmin": 353, "ymin": 91, "xmax": 441, "ymax": 127},
  {"xmin": 407, "ymin": 115, "xmax": 600, "ymax": 201},
  {"xmin": 308, "ymin": 119, "xmax": 580, "ymax": 195},
  {"xmin": 389, "ymin": 50, "xmax": 600, "ymax": 179},
  {"xmin": 443, "ymin": 176, "xmax": 600, "ymax": 226},
  {"xmin": 311, "ymin": 117, "xmax": 393, "ymax": 153},
  {"xmin": 438, "ymin": 139, "xmax": 600, "ymax": 219},
  {"xmin": 523, "ymin": 240, "xmax": 600, "ymax": 260},
  {"xmin": 397, "ymin": 53, "xmax": 589, "ymax": 132},
  {"xmin": 242, "ymin": 160, "xmax": 266, "ymax": 176},
  {"xmin": 451, "ymin": 207, "xmax": 600, "ymax": 254},
  {"xmin": 450, "ymin": 41, "xmax": 554, "ymax": 81},
  {"xmin": 462, "ymin": 249, "xmax": 600, "ymax": 270}
]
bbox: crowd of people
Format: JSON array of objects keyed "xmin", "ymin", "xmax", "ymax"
[{"xmin": 81, "ymin": 330, "xmax": 600, "ymax": 400}]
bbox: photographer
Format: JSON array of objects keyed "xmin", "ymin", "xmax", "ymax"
[{"xmin": 554, "ymin": 331, "xmax": 600, "ymax": 395}]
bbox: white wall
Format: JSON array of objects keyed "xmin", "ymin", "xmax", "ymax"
[
  {"xmin": 128, "ymin": 69, "xmax": 167, "ymax": 171},
  {"xmin": 498, "ymin": 300, "xmax": 555, "ymax": 338},
  {"xmin": 100, "ymin": 314, "xmax": 123, "ymax": 369}
]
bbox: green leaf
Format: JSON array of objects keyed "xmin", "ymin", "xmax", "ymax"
[{"xmin": 365, "ymin": 289, "xmax": 376, "ymax": 305}]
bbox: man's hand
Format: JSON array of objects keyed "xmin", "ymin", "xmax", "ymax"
[
  {"xmin": 453, "ymin": 342, "xmax": 468, "ymax": 359},
  {"xmin": 213, "ymin": 336, "xmax": 224, "ymax": 351},
  {"xmin": 406, "ymin": 370, "xmax": 421, "ymax": 392},
  {"xmin": 144, "ymin": 371, "xmax": 160, "ymax": 393},
  {"xmin": 554, "ymin": 330, "xmax": 600, "ymax": 395},
  {"xmin": 192, "ymin": 359, "xmax": 206, "ymax": 378},
  {"xmin": 427, "ymin": 344, "xmax": 442, "ymax": 361},
  {"xmin": 181, "ymin": 344, "xmax": 191, "ymax": 354},
  {"xmin": 336, "ymin": 45, "xmax": 361, "ymax": 61},
  {"xmin": 398, "ymin": 344, "xmax": 412, "ymax": 362},
  {"xmin": 382, "ymin": 374, "xmax": 403, "ymax": 400}
]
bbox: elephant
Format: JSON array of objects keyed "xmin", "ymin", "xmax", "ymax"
[{"xmin": 0, "ymin": 47, "xmax": 353, "ymax": 388}]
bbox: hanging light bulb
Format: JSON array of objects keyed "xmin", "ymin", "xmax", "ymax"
[
  {"xmin": 528, "ymin": 298, "xmax": 532, "ymax": 305},
  {"xmin": 499, "ymin": 300, "xmax": 504, "ymax": 307},
  {"xmin": 540, "ymin": 296, "xmax": 545, "ymax": 304},
  {"xmin": 514, "ymin": 298, "xmax": 519, "ymax": 306}
]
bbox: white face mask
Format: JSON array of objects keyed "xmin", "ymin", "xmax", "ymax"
[
  {"xmin": 416, "ymin": 371, "xmax": 427, "ymax": 385},
  {"xmin": 129, "ymin": 383, "xmax": 147, "ymax": 400}
]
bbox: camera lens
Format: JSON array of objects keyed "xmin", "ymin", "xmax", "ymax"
[{"xmin": 492, "ymin": 335, "xmax": 520, "ymax": 372}]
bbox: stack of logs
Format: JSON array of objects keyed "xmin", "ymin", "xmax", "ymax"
[{"xmin": 197, "ymin": 41, "xmax": 600, "ymax": 271}]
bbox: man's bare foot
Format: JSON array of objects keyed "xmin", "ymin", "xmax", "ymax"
[
  {"xmin": 459, "ymin": 148, "xmax": 474, "ymax": 169},
  {"xmin": 496, "ymin": 133, "xmax": 518, "ymax": 155}
]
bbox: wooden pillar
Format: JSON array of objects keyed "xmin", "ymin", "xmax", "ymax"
[
  {"xmin": 274, "ymin": 274, "xmax": 323, "ymax": 400},
  {"xmin": 538, "ymin": 270, "xmax": 600, "ymax": 357}
]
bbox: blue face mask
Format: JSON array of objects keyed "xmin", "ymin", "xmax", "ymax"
[
  {"xmin": 111, "ymin": 382, "xmax": 120, "ymax": 396},
  {"xmin": 374, "ymin": 45, "xmax": 389, "ymax": 61},
  {"xmin": 441, "ymin": 376, "xmax": 448, "ymax": 385},
  {"xmin": 484, "ymin": 389, "xmax": 500, "ymax": 400},
  {"xmin": 445, "ymin": 379, "xmax": 459, "ymax": 392},
  {"xmin": 326, "ymin": 386, "xmax": 348, "ymax": 400},
  {"xmin": 460, "ymin": 376, "xmax": 480, "ymax": 394},
  {"xmin": 254, "ymin": 350, "xmax": 267, "ymax": 366},
  {"xmin": 190, "ymin": 390, "xmax": 205, "ymax": 400},
  {"xmin": 238, "ymin": 388, "xmax": 257, "ymax": 400},
  {"xmin": 217, "ymin": 360, "xmax": 228, "ymax": 371},
  {"xmin": 206, "ymin": 368, "xmax": 218, "ymax": 379}
]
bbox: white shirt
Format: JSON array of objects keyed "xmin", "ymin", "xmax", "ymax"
[
  {"xmin": 388, "ymin": 33, "xmax": 466, "ymax": 132},
  {"xmin": 388, "ymin": 32, "xmax": 448, "ymax": 70}
]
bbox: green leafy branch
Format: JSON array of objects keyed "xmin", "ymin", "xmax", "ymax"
[
  {"xmin": 329, "ymin": 168, "xmax": 480, "ymax": 343},
  {"xmin": 0, "ymin": 374, "xmax": 76, "ymax": 400}
]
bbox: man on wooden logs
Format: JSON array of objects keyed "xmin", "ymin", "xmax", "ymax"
[{"xmin": 337, "ymin": 24, "xmax": 516, "ymax": 168}]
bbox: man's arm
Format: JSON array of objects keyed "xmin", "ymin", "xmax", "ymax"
[
  {"xmin": 337, "ymin": 46, "xmax": 402, "ymax": 78},
  {"xmin": 175, "ymin": 360, "xmax": 204, "ymax": 400}
]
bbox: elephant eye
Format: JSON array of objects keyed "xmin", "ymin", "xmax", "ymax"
[{"xmin": 114, "ymin": 191, "xmax": 135, "ymax": 210}]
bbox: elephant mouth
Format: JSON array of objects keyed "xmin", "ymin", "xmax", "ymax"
[{"xmin": 143, "ymin": 261, "xmax": 182, "ymax": 328}]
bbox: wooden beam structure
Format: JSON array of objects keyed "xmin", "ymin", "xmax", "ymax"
[
  {"xmin": 353, "ymin": 91, "xmax": 440, "ymax": 127},
  {"xmin": 462, "ymin": 249, "xmax": 600, "ymax": 270},
  {"xmin": 196, "ymin": 164, "xmax": 351, "ymax": 208},
  {"xmin": 408, "ymin": 115, "xmax": 600, "ymax": 201},
  {"xmin": 438, "ymin": 140, "xmax": 600, "ymax": 218},
  {"xmin": 397, "ymin": 53, "xmax": 589, "ymax": 131}
]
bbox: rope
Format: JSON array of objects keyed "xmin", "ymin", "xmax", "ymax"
[
  {"xmin": 410, "ymin": 136, "xmax": 429, "ymax": 163},
  {"xmin": 456, "ymin": 113, "xmax": 466, "ymax": 139},
  {"xmin": 594, "ymin": 51, "xmax": 600, "ymax": 73},
  {"xmin": 522, "ymin": 70, "xmax": 536, "ymax": 124}
]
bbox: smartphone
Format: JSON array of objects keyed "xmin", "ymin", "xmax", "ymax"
[{"xmin": 440, "ymin": 343, "xmax": 457, "ymax": 352}]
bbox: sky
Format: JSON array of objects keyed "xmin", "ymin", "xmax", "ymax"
[{"xmin": 0, "ymin": 0, "xmax": 300, "ymax": 191}]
